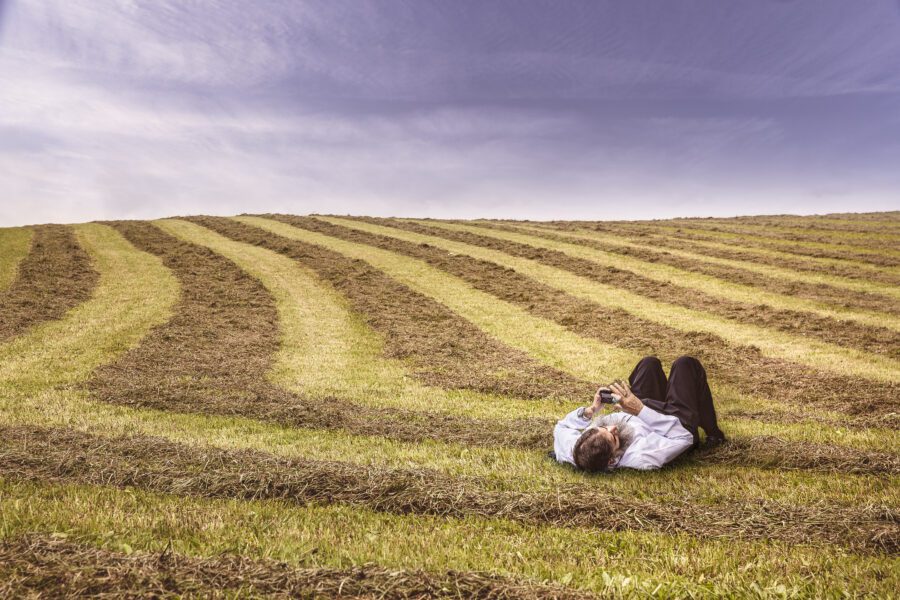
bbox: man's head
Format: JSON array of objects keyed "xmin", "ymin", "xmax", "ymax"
[{"xmin": 573, "ymin": 416, "xmax": 634, "ymax": 472}]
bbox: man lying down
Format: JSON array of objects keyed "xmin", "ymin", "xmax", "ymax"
[{"xmin": 554, "ymin": 355, "xmax": 726, "ymax": 472}]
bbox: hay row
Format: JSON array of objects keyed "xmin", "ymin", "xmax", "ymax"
[
  {"xmin": 188, "ymin": 215, "xmax": 592, "ymax": 400},
  {"xmin": 666, "ymin": 218, "xmax": 900, "ymax": 246},
  {"xmin": 612, "ymin": 222, "xmax": 900, "ymax": 268},
  {"xmin": 577, "ymin": 229, "xmax": 900, "ymax": 287},
  {"xmin": 2, "ymin": 425, "xmax": 896, "ymax": 553},
  {"xmin": 723, "ymin": 215, "xmax": 900, "ymax": 233},
  {"xmin": 87, "ymin": 221, "xmax": 551, "ymax": 451},
  {"xmin": 0, "ymin": 534, "xmax": 594, "ymax": 600},
  {"xmin": 0, "ymin": 225, "xmax": 99, "ymax": 343},
  {"xmin": 371, "ymin": 217, "xmax": 900, "ymax": 357},
  {"xmin": 490, "ymin": 220, "xmax": 900, "ymax": 310},
  {"xmin": 285, "ymin": 216, "xmax": 900, "ymax": 423}
]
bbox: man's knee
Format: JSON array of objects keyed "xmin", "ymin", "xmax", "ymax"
[
  {"xmin": 672, "ymin": 355, "xmax": 703, "ymax": 372},
  {"xmin": 636, "ymin": 355, "xmax": 662, "ymax": 369}
]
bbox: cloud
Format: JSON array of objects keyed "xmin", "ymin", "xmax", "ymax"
[{"xmin": 2, "ymin": 0, "xmax": 900, "ymax": 225}]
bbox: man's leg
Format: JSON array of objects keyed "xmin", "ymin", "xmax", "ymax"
[
  {"xmin": 628, "ymin": 356, "xmax": 668, "ymax": 412},
  {"xmin": 665, "ymin": 356, "xmax": 725, "ymax": 443}
]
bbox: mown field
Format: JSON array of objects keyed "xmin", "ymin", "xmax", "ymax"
[{"xmin": 0, "ymin": 212, "xmax": 897, "ymax": 598}]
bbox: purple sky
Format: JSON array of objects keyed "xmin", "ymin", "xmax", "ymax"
[{"xmin": 2, "ymin": 1, "xmax": 899, "ymax": 226}]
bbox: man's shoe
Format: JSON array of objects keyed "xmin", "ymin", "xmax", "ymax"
[{"xmin": 705, "ymin": 435, "xmax": 726, "ymax": 449}]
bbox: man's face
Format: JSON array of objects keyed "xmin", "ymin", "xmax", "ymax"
[{"xmin": 593, "ymin": 424, "xmax": 621, "ymax": 461}]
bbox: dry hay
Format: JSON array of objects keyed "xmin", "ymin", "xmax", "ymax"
[
  {"xmin": 0, "ymin": 225, "xmax": 98, "ymax": 342},
  {"xmin": 1, "ymin": 425, "xmax": 897, "ymax": 553},
  {"xmin": 609, "ymin": 231, "xmax": 900, "ymax": 287},
  {"xmin": 189, "ymin": 215, "xmax": 592, "ymax": 401},
  {"xmin": 361, "ymin": 216, "xmax": 900, "ymax": 358},
  {"xmin": 0, "ymin": 534, "xmax": 595, "ymax": 599},
  {"xmin": 87, "ymin": 221, "xmax": 550, "ymax": 451},
  {"xmin": 616, "ymin": 223, "xmax": 900, "ymax": 267},
  {"xmin": 308, "ymin": 216, "xmax": 899, "ymax": 425}
]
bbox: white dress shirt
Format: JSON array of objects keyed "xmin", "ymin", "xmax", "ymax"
[{"xmin": 553, "ymin": 405, "xmax": 694, "ymax": 470}]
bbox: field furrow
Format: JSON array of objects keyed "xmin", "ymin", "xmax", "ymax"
[
  {"xmin": 189, "ymin": 215, "xmax": 592, "ymax": 401},
  {"xmin": 409, "ymin": 219, "xmax": 900, "ymax": 336},
  {"xmin": 291, "ymin": 216, "xmax": 899, "ymax": 423},
  {"xmin": 3, "ymin": 480, "xmax": 897, "ymax": 598},
  {"xmin": 0, "ymin": 224, "xmax": 99, "ymax": 343},
  {"xmin": 0, "ymin": 226, "xmax": 32, "ymax": 291},
  {"xmin": 1, "ymin": 425, "xmax": 896, "ymax": 553},
  {"xmin": 0, "ymin": 535, "xmax": 596, "ymax": 600},
  {"xmin": 623, "ymin": 222, "xmax": 900, "ymax": 266}
]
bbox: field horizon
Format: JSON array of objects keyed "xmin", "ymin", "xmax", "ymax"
[{"xmin": 1, "ymin": 211, "xmax": 897, "ymax": 598}]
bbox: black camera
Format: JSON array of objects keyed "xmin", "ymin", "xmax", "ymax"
[{"xmin": 598, "ymin": 387, "xmax": 616, "ymax": 404}]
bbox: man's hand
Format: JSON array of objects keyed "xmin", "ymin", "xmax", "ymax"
[
  {"xmin": 583, "ymin": 386, "xmax": 606, "ymax": 419},
  {"xmin": 610, "ymin": 380, "xmax": 643, "ymax": 416}
]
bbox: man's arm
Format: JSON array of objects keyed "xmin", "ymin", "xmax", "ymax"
[{"xmin": 610, "ymin": 380, "xmax": 693, "ymax": 469}]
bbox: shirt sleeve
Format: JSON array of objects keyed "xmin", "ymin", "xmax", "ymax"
[
  {"xmin": 629, "ymin": 405, "xmax": 694, "ymax": 469},
  {"xmin": 553, "ymin": 407, "xmax": 591, "ymax": 466}
]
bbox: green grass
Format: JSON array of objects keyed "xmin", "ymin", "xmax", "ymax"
[
  {"xmin": 2, "ymin": 479, "xmax": 896, "ymax": 599},
  {"xmin": 635, "ymin": 222, "xmax": 900, "ymax": 266},
  {"xmin": 0, "ymin": 226, "xmax": 33, "ymax": 291},
  {"xmin": 407, "ymin": 219, "xmax": 900, "ymax": 333},
  {"xmin": 506, "ymin": 222, "xmax": 900, "ymax": 301},
  {"xmin": 315, "ymin": 216, "xmax": 900, "ymax": 385},
  {"xmin": 0, "ymin": 223, "xmax": 178, "ymax": 395},
  {"xmin": 1, "ymin": 215, "xmax": 897, "ymax": 597}
]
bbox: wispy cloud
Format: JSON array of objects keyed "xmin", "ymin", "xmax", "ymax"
[{"xmin": 2, "ymin": 1, "xmax": 900, "ymax": 225}]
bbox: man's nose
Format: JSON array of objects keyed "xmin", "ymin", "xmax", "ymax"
[{"xmin": 608, "ymin": 425, "xmax": 618, "ymax": 435}]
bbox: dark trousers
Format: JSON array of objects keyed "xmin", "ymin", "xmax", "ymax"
[{"xmin": 628, "ymin": 355, "xmax": 724, "ymax": 446}]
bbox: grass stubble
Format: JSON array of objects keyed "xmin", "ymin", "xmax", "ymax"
[
  {"xmin": 0, "ymin": 224, "xmax": 99, "ymax": 343},
  {"xmin": 1, "ymin": 425, "xmax": 896, "ymax": 554},
  {"xmin": 87, "ymin": 221, "xmax": 550, "ymax": 451},
  {"xmin": 287, "ymin": 216, "xmax": 900, "ymax": 426},
  {"xmin": 0, "ymin": 214, "xmax": 896, "ymax": 597},
  {"xmin": 0, "ymin": 534, "xmax": 597, "ymax": 600}
]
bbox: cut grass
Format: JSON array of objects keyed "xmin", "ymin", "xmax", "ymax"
[
  {"xmin": 409, "ymin": 219, "xmax": 900, "ymax": 335},
  {"xmin": 671, "ymin": 218, "xmax": 900, "ymax": 247},
  {"xmin": 154, "ymin": 218, "xmax": 571, "ymax": 422},
  {"xmin": 0, "ymin": 225, "xmax": 100, "ymax": 343},
  {"xmin": 2, "ymin": 425, "xmax": 895, "ymax": 552},
  {"xmin": 631, "ymin": 222, "xmax": 900, "ymax": 267},
  {"xmin": 237, "ymin": 216, "xmax": 639, "ymax": 383},
  {"xmin": 248, "ymin": 216, "xmax": 900, "ymax": 434},
  {"xmin": 0, "ymin": 535, "xmax": 597, "ymax": 600},
  {"xmin": 362, "ymin": 217, "xmax": 900, "ymax": 361},
  {"xmin": 2, "ymin": 479, "xmax": 897, "ymax": 598},
  {"xmin": 0, "ymin": 226, "xmax": 32, "ymax": 291},
  {"xmin": 579, "ymin": 226, "xmax": 900, "ymax": 286},
  {"xmin": 192, "ymin": 215, "xmax": 592, "ymax": 401},
  {"xmin": 508, "ymin": 221, "xmax": 900, "ymax": 304},
  {"xmin": 364, "ymin": 217, "xmax": 900, "ymax": 384},
  {"xmin": 0, "ymin": 223, "xmax": 178, "ymax": 395}
]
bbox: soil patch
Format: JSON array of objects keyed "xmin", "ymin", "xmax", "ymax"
[
  {"xmin": 291, "ymin": 217, "xmax": 900, "ymax": 425},
  {"xmin": 0, "ymin": 225, "xmax": 99, "ymax": 342},
  {"xmin": 187, "ymin": 216, "xmax": 592, "ymax": 401},
  {"xmin": 0, "ymin": 534, "xmax": 596, "ymax": 600},
  {"xmin": 2, "ymin": 426, "xmax": 896, "ymax": 553},
  {"xmin": 87, "ymin": 221, "xmax": 552, "ymax": 451}
]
